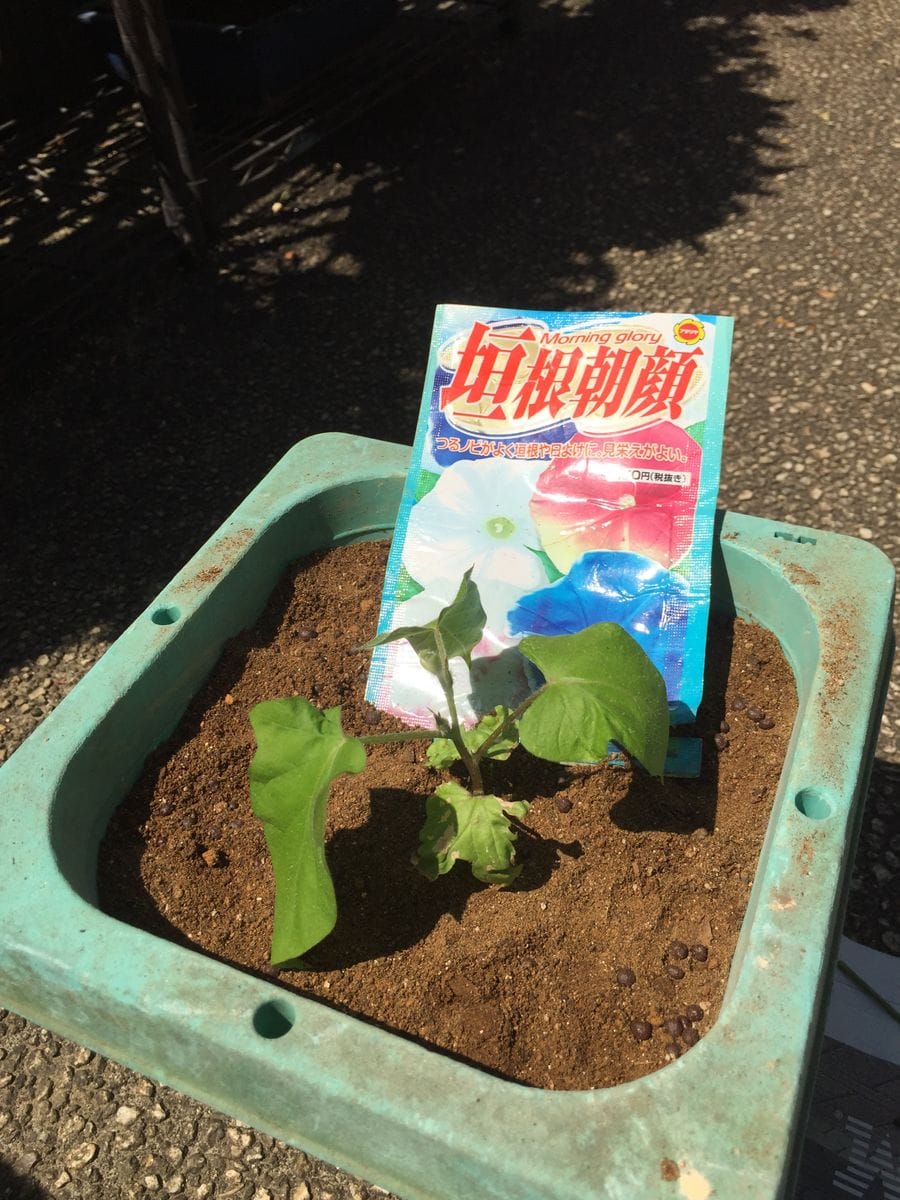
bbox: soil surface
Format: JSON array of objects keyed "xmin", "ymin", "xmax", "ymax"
[{"xmin": 100, "ymin": 540, "xmax": 798, "ymax": 1092}]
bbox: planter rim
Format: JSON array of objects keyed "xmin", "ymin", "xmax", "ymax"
[{"xmin": 0, "ymin": 432, "xmax": 894, "ymax": 1200}]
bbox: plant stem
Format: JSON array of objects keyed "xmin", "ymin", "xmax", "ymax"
[
  {"xmin": 472, "ymin": 684, "xmax": 548, "ymax": 764},
  {"xmin": 433, "ymin": 630, "xmax": 484, "ymax": 795},
  {"xmin": 359, "ymin": 729, "xmax": 439, "ymax": 747}
]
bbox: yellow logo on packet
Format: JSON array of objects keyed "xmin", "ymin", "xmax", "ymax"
[{"xmin": 673, "ymin": 318, "xmax": 706, "ymax": 347}]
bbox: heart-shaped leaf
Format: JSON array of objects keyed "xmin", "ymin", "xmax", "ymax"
[
  {"xmin": 414, "ymin": 780, "xmax": 530, "ymax": 885},
  {"xmin": 249, "ymin": 697, "xmax": 366, "ymax": 964},
  {"xmin": 362, "ymin": 568, "xmax": 485, "ymax": 676},
  {"xmin": 517, "ymin": 623, "xmax": 669, "ymax": 776}
]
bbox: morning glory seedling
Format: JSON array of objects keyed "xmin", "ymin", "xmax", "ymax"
[{"xmin": 248, "ymin": 571, "xmax": 669, "ymax": 967}]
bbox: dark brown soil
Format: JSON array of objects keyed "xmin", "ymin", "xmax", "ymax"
[{"xmin": 99, "ymin": 540, "xmax": 798, "ymax": 1091}]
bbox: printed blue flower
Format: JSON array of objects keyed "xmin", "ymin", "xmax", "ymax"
[{"xmin": 507, "ymin": 550, "xmax": 689, "ymax": 682}]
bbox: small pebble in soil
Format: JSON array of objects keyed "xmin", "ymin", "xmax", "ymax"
[
  {"xmin": 616, "ymin": 967, "xmax": 636, "ymax": 987},
  {"xmin": 299, "ymin": 628, "xmax": 317, "ymax": 641},
  {"xmin": 208, "ymin": 825, "xmax": 222, "ymax": 840},
  {"xmin": 691, "ymin": 943, "xmax": 709, "ymax": 962},
  {"xmin": 664, "ymin": 1043, "xmax": 681, "ymax": 1059},
  {"xmin": 663, "ymin": 1017, "xmax": 683, "ymax": 1038},
  {"xmin": 180, "ymin": 813, "xmax": 197, "ymax": 828},
  {"xmin": 158, "ymin": 802, "xmax": 174, "ymax": 816},
  {"xmin": 685, "ymin": 1004, "xmax": 704, "ymax": 1023},
  {"xmin": 666, "ymin": 964, "xmax": 685, "ymax": 980},
  {"xmin": 668, "ymin": 940, "xmax": 689, "ymax": 959},
  {"xmin": 714, "ymin": 733, "xmax": 729, "ymax": 751},
  {"xmin": 747, "ymin": 706, "xmax": 764, "ymax": 722},
  {"xmin": 758, "ymin": 716, "xmax": 776, "ymax": 729},
  {"xmin": 364, "ymin": 710, "xmax": 381, "ymax": 726},
  {"xmin": 630, "ymin": 1020, "xmax": 653, "ymax": 1042},
  {"xmin": 731, "ymin": 695, "xmax": 747, "ymax": 711},
  {"xmin": 555, "ymin": 795, "xmax": 573, "ymax": 814},
  {"xmin": 719, "ymin": 720, "xmax": 730, "ymax": 733},
  {"xmin": 682, "ymin": 1025, "xmax": 700, "ymax": 1047}
]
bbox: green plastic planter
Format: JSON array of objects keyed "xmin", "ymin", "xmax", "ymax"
[{"xmin": 0, "ymin": 434, "xmax": 894, "ymax": 1200}]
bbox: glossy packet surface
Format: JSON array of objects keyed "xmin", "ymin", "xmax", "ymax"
[{"xmin": 366, "ymin": 305, "xmax": 733, "ymax": 729}]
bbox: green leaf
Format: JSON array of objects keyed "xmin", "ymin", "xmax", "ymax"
[
  {"xmin": 527, "ymin": 544, "xmax": 564, "ymax": 583},
  {"xmin": 249, "ymin": 697, "xmax": 366, "ymax": 965},
  {"xmin": 433, "ymin": 570, "xmax": 487, "ymax": 663},
  {"xmin": 426, "ymin": 739, "xmax": 463, "ymax": 771},
  {"xmin": 361, "ymin": 569, "xmax": 486, "ymax": 675},
  {"xmin": 414, "ymin": 469, "xmax": 441, "ymax": 501},
  {"xmin": 394, "ymin": 564, "xmax": 424, "ymax": 603},
  {"xmin": 684, "ymin": 420, "xmax": 705, "ymax": 446},
  {"xmin": 517, "ymin": 624, "xmax": 670, "ymax": 776},
  {"xmin": 415, "ymin": 781, "xmax": 530, "ymax": 885},
  {"xmin": 426, "ymin": 706, "xmax": 519, "ymax": 769}
]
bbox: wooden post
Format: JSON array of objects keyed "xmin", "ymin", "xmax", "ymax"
[{"xmin": 111, "ymin": 0, "xmax": 208, "ymax": 256}]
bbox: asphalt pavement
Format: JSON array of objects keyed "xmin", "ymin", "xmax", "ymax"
[{"xmin": 2, "ymin": 0, "xmax": 898, "ymax": 1195}]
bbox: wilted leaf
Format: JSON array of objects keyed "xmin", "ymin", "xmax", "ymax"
[
  {"xmin": 518, "ymin": 623, "xmax": 669, "ymax": 776},
  {"xmin": 426, "ymin": 706, "xmax": 519, "ymax": 769},
  {"xmin": 414, "ymin": 781, "xmax": 530, "ymax": 885},
  {"xmin": 249, "ymin": 697, "xmax": 366, "ymax": 964}
]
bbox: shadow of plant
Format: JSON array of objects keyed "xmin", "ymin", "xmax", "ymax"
[
  {"xmin": 299, "ymin": 785, "xmax": 476, "ymax": 968},
  {"xmin": 301, "ymin": 773, "xmax": 583, "ymax": 969}
]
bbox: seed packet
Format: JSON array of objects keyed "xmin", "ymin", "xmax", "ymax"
[{"xmin": 366, "ymin": 304, "xmax": 733, "ymax": 732}]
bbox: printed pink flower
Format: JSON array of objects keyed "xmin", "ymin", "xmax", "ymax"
[{"xmin": 530, "ymin": 423, "xmax": 701, "ymax": 573}]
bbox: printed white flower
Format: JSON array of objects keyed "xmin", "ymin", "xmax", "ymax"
[
  {"xmin": 381, "ymin": 589, "xmax": 530, "ymax": 728},
  {"xmin": 403, "ymin": 458, "xmax": 546, "ymax": 636}
]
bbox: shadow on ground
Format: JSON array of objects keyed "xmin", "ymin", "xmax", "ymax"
[
  {"xmin": 843, "ymin": 758, "xmax": 900, "ymax": 952},
  {"xmin": 1, "ymin": 0, "xmax": 847, "ymax": 677},
  {"xmin": 0, "ymin": 1156, "xmax": 51, "ymax": 1199}
]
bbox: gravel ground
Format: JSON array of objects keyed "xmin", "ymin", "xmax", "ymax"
[{"xmin": 2, "ymin": 0, "xmax": 898, "ymax": 1194}]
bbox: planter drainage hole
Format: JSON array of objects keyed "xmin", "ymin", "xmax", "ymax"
[
  {"xmin": 795, "ymin": 787, "xmax": 834, "ymax": 820},
  {"xmin": 151, "ymin": 605, "xmax": 181, "ymax": 626},
  {"xmin": 774, "ymin": 530, "xmax": 818, "ymax": 545},
  {"xmin": 252, "ymin": 999, "xmax": 295, "ymax": 1039}
]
